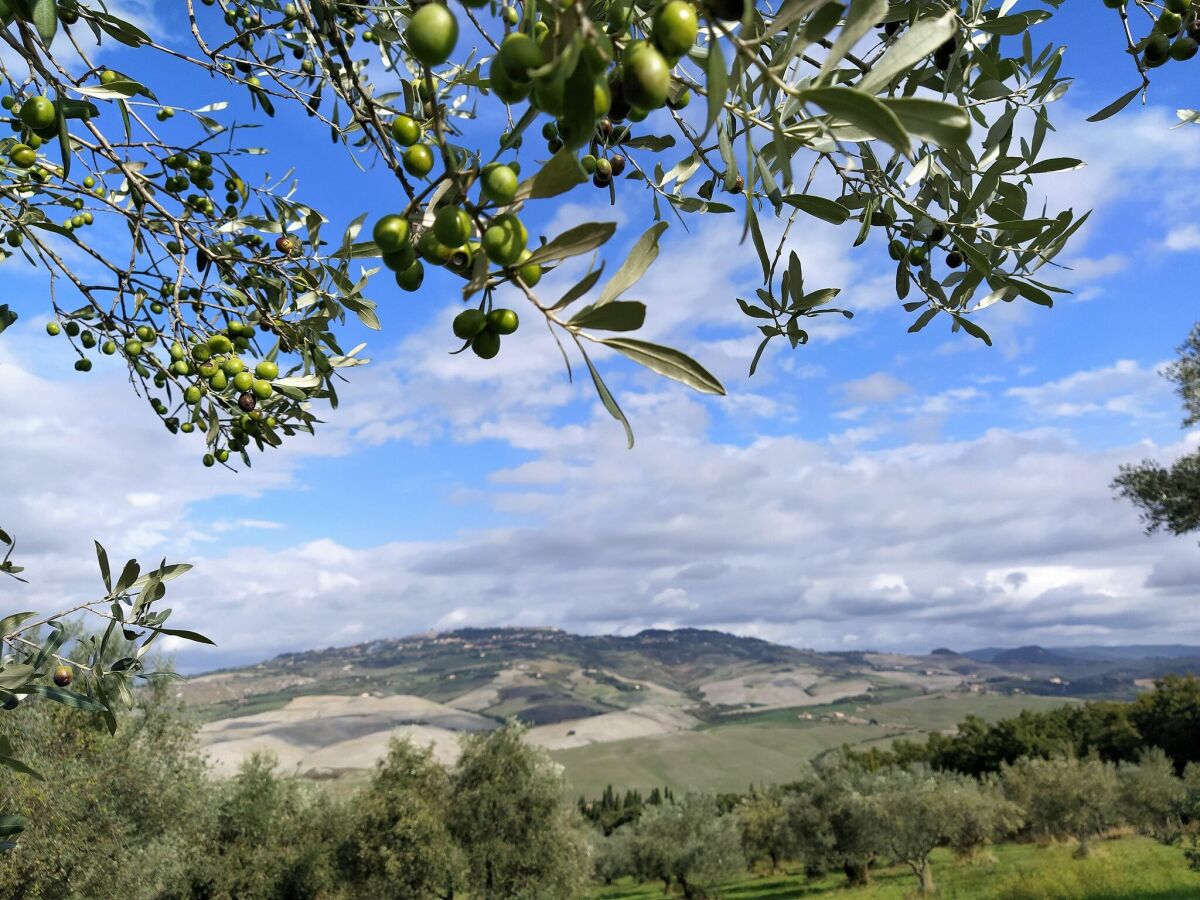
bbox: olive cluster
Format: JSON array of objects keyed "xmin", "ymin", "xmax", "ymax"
[
  {"xmin": 354, "ymin": 0, "xmax": 725, "ymax": 356},
  {"xmin": 3, "ymin": 77, "xmax": 242, "ymax": 229},
  {"xmin": 372, "ymin": 145, "xmax": 540, "ymax": 359},
  {"xmin": 868, "ymin": 212, "xmax": 962, "ymax": 271},
  {"xmin": 5, "ymin": 87, "xmax": 354, "ymax": 472},
  {"xmin": 480, "ymin": 0, "xmax": 702, "ymax": 183},
  {"xmin": 46, "ymin": 312, "xmax": 286, "ymax": 465},
  {"xmin": 3, "ymin": 93, "xmax": 58, "ymax": 156},
  {"xmin": 206, "ymin": 0, "xmax": 387, "ymax": 95},
  {"xmin": 2, "ymin": 94, "xmax": 112, "ymax": 238},
  {"xmin": 201, "ymin": 0, "xmax": 743, "ymax": 369},
  {"xmin": 1105, "ymin": 0, "xmax": 1199, "ymax": 66}
]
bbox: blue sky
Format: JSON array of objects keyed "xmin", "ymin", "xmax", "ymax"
[{"xmin": 2, "ymin": 2, "xmax": 1199, "ymax": 671}]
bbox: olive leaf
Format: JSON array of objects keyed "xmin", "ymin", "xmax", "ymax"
[
  {"xmin": 817, "ymin": 0, "xmax": 887, "ymax": 84},
  {"xmin": 522, "ymin": 222, "xmax": 617, "ymax": 266},
  {"xmin": 782, "ymin": 195, "xmax": 851, "ymax": 224},
  {"xmin": 569, "ymin": 301, "xmax": 646, "ymax": 332},
  {"xmin": 581, "ymin": 348, "xmax": 634, "ymax": 449},
  {"xmin": 801, "ymin": 87, "xmax": 912, "ymax": 159},
  {"xmin": 879, "ymin": 98, "xmax": 971, "ymax": 147},
  {"xmin": 28, "ymin": 0, "xmax": 56, "ymax": 43},
  {"xmin": 597, "ymin": 221, "xmax": 668, "ymax": 306},
  {"xmin": 600, "ymin": 338, "xmax": 726, "ymax": 395},
  {"xmin": 514, "ymin": 149, "xmax": 587, "ymax": 201},
  {"xmin": 704, "ymin": 39, "xmax": 727, "ymax": 138},
  {"xmin": 857, "ymin": 11, "xmax": 958, "ymax": 93}
]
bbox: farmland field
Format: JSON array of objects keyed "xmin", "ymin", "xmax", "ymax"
[
  {"xmin": 186, "ymin": 629, "xmax": 1128, "ymax": 796},
  {"xmin": 553, "ymin": 692, "xmax": 1077, "ymax": 795}
]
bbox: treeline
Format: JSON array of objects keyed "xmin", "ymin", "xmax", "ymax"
[
  {"xmin": 0, "ymin": 683, "xmax": 591, "ymax": 900},
  {"xmin": 591, "ymin": 749, "xmax": 1200, "ymax": 897},
  {"xmin": 844, "ymin": 674, "xmax": 1200, "ymax": 776},
  {"xmin": 578, "ymin": 784, "xmax": 675, "ymax": 834},
  {"xmin": 584, "ymin": 677, "xmax": 1200, "ymax": 897}
]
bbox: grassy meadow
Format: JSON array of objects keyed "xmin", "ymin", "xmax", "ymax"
[
  {"xmin": 554, "ymin": 692, "xmax": 1076, "ymax": 795},
  {"xmin": 591, "ymin": 836, "xmax": 1200, "ymax": 899}
]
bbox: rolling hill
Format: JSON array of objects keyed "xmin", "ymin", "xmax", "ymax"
[{"xmin": 180, "ymin": 628, "xmax": 1200, "ymax": 794}]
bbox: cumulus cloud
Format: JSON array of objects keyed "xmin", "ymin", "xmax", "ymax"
[
  {"xmin": 1165, "ymin": 226, "xmax": 1200, "ymax": 253},
  {"xmin": 840, "ymin": 372, "xmax": 911, "ymax": 407},
  {"xmin": 173, "ymin": 420, "xmax": 1200, "ymax": 667},
  {"xmin": 1006, "ymin": 360, "xmax": 1173, "ymax": 421},
  {"xmin": 5, "ymin": 184, "xmax": 1197, "ymax": 672},
  {"xmin": 7, "ymin": 313, "xmax": 1199, "ymax": 673},
  {"xmin": 4, "ymin": 85, "xmax": 1199, "ymax": 673}
]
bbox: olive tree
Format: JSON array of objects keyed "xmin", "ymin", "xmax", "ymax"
[
  {"xmin": 446, "ymin": 724, "xmax": 591, "ymax": 899},
  {"xmin": 591, "ymin": 826, "xmax": 638, "ymax": 886},
  {"xmin": 338, "ymin": 738, "xmax": 464, "ymax": 900},
  {"xmin": 1117, "ymin": 748, "xmax": 1188, "ymax": 845},
  {"xmin": 805, "ymin": 759, "xmax": 888, "ymax": 886},
  {"xmin": 630, "ymin": 794, "xmax": 745, "ymax": 899},
  {"xmin": 0, "ymin": 659, "xmax": 211, "ymax": 898},
  {"xmin": 872, "ymin": 769, "xmax": 945, "ymax": 895},
  {"xmin": 1185, "ymin": 763, "xmax": 1200, "ymax": 872},
  {"xmin": 736, "ymin": 786, "xmax": 793, "ymax": 873},
  {"xmin": 171, "ymin": 752, "xmax": 348, "ymax": 900},
  {"xmin": 1001, "ymin": 756, "xmax": 1120, "ymax": 858},
  {"xmin": 875, "ymin": 767, "xmax": 1021, "ymax": 895},
  {"xmin": 940, "ymin": 772, "xmax": 1023, "ymax": 860},
  {"xmin": 0, "ymin": 536, "xmax": 208, "ymax": 850},
  {"xmin": 780, "ymin": 786, "xmax": 835, "ymax": 877}
]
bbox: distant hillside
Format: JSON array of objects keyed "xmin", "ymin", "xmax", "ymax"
[
  {"xmin": 1048, "ymin": 644, "xmax": 1200, "ymax": 662},
  {"xmin": 180, "ymin": 628, "xmax": 1200, "ymax": 794},
  {"xmin": 955, "ymin": 644, "xmax": 1200, "ymax": 701},
  {"xmin": 991, "ymin": 646, "xmax": 1078, "ymax": 667},
  {"xmin": 183, "ymin": 626, "xmax": 860, "ymax": 719},
  {"xmin": 964, "ymin": 644, "xmax": 1200, "ymax": 664},
  {"xmin": 183, "ymin": 627, "xmax": 981, "ymax": 789}
]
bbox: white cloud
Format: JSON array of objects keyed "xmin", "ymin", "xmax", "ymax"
[
  {"xmin": 904, "ymin": 387, "xmax": 982, "ymax": 416},
  {"xmin": 1006, "ymin": 360, "xmax": 1173, "ymax": 421},
  {"xmin": 5, "ymin": 95, "xmax": 1200, "ymax": 674},
  {"xmin": 6, "ymin": 314, "xmax": 1200, "ymax": 672},
  {"xmin": 1165, "ymin": 225, "xmax": 1200, "ymax": 253},
  {"xmin": 840, "ymin": 372, "xmax": 911, "ymax": 406},
  {"xmin": 1060, "ymin": 254, "xmax": 1129, "ymax": 284},
  {"xmin": 1035, "ymin": 106, "xmax": 1200, "ymax": 232}
]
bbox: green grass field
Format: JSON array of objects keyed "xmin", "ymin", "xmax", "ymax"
[
  {"xmin": 556, "ymin": 722, "xmax": 889, "ymax": 796},
  {"xmin": 860, "ymin": 691, "xmax": 1079, "ymax": 730},
  {"xmin": 554, "ymin": 693, "xmax": 1076, "ymax": 796},
  {"xmin": 590, "ymin": 836, "xmax": 1200, "ymax": 899}
]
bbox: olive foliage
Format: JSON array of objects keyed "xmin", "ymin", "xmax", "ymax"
[
  {"xmin": 626, "ymin": 793, "xmax": 746, "ymax": 898},
  {"xmin": 5, "ymin": 0, "xmax": 1187, "ymax": 462},
  {"xmin": 1000, "ymin": 755, "xmax": 1120, "ymax": 857},
  {"xmin": 0, "ymin": 539, "xmax": 207, "ymax": 851},
  {"xmin": 872, "ymin": 767, "xmax": 1020, "ymax": 895},
  {"xmin": 447, "ymin": 724, "xmax": 593, "ymax": 899},
  {"xmin": 0, "ymin": 703, "xmax": 592, "ymax": 899},
  {"xmin": 337, "ymin": 739, "xmax": 464, "ymax": 899},
  {"xmin": 0, "ymin": 672, "xmax": 212, "ymax": 899},
  {"xmin": 1115, "ymin": 323, "xmax": 1200, "ymax": 540}
]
